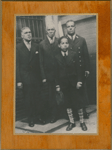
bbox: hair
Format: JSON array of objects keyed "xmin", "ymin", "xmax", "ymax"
[
  {"xmin": 21, "ymin": 27, "xmax": 31, "ymax": 33},
  {"xmin": 58, "ymin": 36, "xmax": 68, "ymax": 45},
  {"xmin": 46, "ymin": 23, "xmax": 55, "ymax": 30},
  {"xmin": 66, "ymin": 20, "xmax": 75, "ymax": 27}
]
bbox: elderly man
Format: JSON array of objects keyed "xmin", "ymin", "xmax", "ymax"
[
  {"xmin": 66, "ymin": 20, "xmax": 90, "ymax": 119},
  {"xmin": 39, "ymin": 23, "xmax": 59, "ymax": 123},
  {"xmin": 16, "ymin": 27, "xmax": 44, "ymax": 127}
]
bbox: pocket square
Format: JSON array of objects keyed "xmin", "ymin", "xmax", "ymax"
[{"xmin": 35, "ymin": 51, "xmax": 38, "ymax": 54}]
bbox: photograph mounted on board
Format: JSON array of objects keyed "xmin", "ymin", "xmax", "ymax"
[{"xmin": 15, "ymin": 14, "xmax": 97, "ymax": 134}]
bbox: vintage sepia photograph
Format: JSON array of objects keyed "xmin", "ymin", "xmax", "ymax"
[{"xmin": 15, "ymin": 14, "xmax": 97, "ymax": 134}]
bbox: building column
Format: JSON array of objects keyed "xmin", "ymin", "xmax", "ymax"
[{"xmin": 52, "ymin": 16, "xmax": 59, "ymax": 38}]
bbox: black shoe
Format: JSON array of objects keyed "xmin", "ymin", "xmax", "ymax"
[
  {"xmin": 38, "ymin": 117, "xmax": 46, "ymax": 124},
  {"xmin": 80, "ymin": 122, "xmax": 87, "ymax": 131},
  {"xmin": 50, "ymin": 116, "xmax": 57, "ymax": 123},
  {"xmin": 29, "ymin": 121, "xmax": 34, "ymax": 127},
  {"xmin": 66, "ymin": 123, "xmax": 76, "ymax": 131},
  {"xmin": 84, "ymin": 113, "xmax": 89, "ymax": 119}
]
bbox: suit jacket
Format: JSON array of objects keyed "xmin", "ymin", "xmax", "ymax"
[
  {"xmin": 39, "ymin": 36, "xmax": 59, "ymax": 82},
  {"xmin": 16, "ymin": 41, "xmax": 41, "ymax": 86},
  {"xmin": 55, "ymin": 48, "xmax": 82, "ymax": 89},
  {"xmin": 66, "ymin": 34, "xmax": 90, "ymax": 74}
]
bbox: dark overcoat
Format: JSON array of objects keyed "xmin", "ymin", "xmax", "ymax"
[
  {"xmin": 39, "ymin": 37, "xmax": 59, "ymax": 82},
  {"xmin": 16, "ymin": 41, "xmax": 42, "ymax": 119},
  {"xmin": 55, "ymin": 48, "xmax": 82, "ymax": 89},
  {"xmin": 66, "ymin": 34, "xmax": 90, "ymax": 79},
  {"xmin": 66, "ymin": 34, "xmax": 90, "ymax": 106},
  {"xmin": 16, "ymin": 41, "xmax": 41, "ymax": 85}
]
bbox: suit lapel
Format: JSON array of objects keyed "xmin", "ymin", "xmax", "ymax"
[
  {"xmin": 29, "ymin": 42, "xmax": 36, "ymax": 63},
  {"xmin": 57, "ymin": 50, "xmax": 67, "ymax": 66},
  {"xmin": 66, "ymin": 50, "xmax": 74, "ymax": 65},
  {"xmin": 45, "ymin": 36, "xmax": 58, "ymax": 51},
  {"xmin": 74, "ymin": 34, "xmax": 80, "ymax": 45},
  {"xmin": 21, "ymin": 41, "xmax": 31, "ymax": 60},
  {"xmin": 45, "ymin": 36, "xmax": 51, "ymax": 49}
]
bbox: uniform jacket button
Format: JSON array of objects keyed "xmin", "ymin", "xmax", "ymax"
[{"xmin": 78, "ymin": 47, "xmax": 80, "ymax": 49}]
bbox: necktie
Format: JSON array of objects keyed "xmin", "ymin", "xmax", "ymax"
[
  {"xmin": 50, "ymin": 37, "xmax": 54, "ymax": 44},
  {"xmin": 71, "ymin": 36, "xmax": 73, "ymax": 41},
  {"xmin": 64, "ymin": 52, "xmax": 67, "ymax": 57},
  {"xmin": 27, "ymin": 42, "xmax": 31, "ymax": 51}
]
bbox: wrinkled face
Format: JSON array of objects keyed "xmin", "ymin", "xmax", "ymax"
[
  {"xmin": 66, "ymin": 21, "xmax": 75, "ymax": 35},
  {"xmin": 21, "ymin": 28, "xmax": 32, "ymax": 42},
  {"xmin": 59, "ymin": 38, "xmax": 69, "ymax": 52},
  {"xmin": 46, "ymin": 25, "xmax": 56, "ymax": 38}
]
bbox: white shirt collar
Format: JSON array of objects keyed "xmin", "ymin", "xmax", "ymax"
[
  {"xmin": 23, "ymin": 40, "xmax": 31, "ymax": 51},
  {"xmin": 47, "ymin": 35, "xmax": 55, "ymax": 44},
  {"xmin": 68, "ymin": 34, "xmax": 77, "ymax": 40},
  {"xmin": 61, "ymin": 50, "xmax": 68, "ymax": 56}
]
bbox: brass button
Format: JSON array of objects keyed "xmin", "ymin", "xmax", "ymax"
[
  {"xmin": 79, "ymin": 51, "xmax": 80, "ymax": 53},
  {"xmin": 79, "ymin": 60, "xmax": 81, "ymax": 62},
  {"xmin": 80, "ymin": 65, "xmax": 82, "ymax": 67},
  {"xmin": 78, "ymin": 47, "xmax": 80, "ymax": 49},
  {"xmin": 79, "ymin": 56, "xmax": 81, "ymax": 58}
]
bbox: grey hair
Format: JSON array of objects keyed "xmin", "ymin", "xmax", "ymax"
[{"xmin": 21, "ymin": 27, "xmax": 31, "ymax": 33}]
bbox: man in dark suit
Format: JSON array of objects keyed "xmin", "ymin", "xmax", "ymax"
[
  {"xmin": 39, "ymin": 23, "xmax": 59, "ymax": 123},
  {"xmin": 55, "ymin": 36, "xmax": 87, "ymax": 131},
  {"xmin": 65, "ymin": 20, "xmax": 90, "ymax": 119},
  {"xmin": 16, "ymin": 27, "xmax": 44, "ymax": 127}
]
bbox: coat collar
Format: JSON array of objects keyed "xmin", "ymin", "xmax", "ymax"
[
  {"xmin": 45, "ymin": 36, "xmax": 58, "ymax": 46},
  {"xmin": 56, "ymin": 48, "xmax": 74, "ymax": 65},
  {"xmin": 22, "ymin": 40, "xmax": 37, "ymax": 63},
  {"xmin": 67, "ymin": 34, "xmax": 79, "ymax": 44}
]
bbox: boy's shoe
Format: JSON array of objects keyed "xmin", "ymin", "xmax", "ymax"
[
  {"xmin": 29, "ymin": 121, "xmax": 34, "ymax": 127},
  {"xmin": 66, "ymin": 123, "xmax": 76, "ymax": 131},
  {"xmin": 80, "ymin": 122, "xmax": 87, "ymax": 131}
]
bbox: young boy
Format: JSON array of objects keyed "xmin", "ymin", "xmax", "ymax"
[{"xmin": 55, "ymin": 36, "xmax": 87, "ymax": 131}]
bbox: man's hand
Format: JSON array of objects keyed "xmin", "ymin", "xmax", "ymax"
[
  {"xmin": 76, "ymin": 82, "xmax": 82, "ymax": 89},
  {"xmin": 56, "ymin": 87, "xmax": 60, "ymax": 92},
  {"xmin": 17, "ymin": 82, "xmax": 23, "ymax": 89},
  {"xmin": 42, "ymin": 79, "xmax": 47, "ymax": 83},
  {"xmin": 85, "ymin": 71, "xmax": 90, "ymax": 78}
]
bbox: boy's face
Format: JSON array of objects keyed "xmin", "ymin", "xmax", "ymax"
[{"xmin": 59, "ymin": 38, "xmax": 69, "ymax": 52}]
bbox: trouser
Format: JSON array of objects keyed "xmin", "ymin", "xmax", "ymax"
[
  {"xmin": 73, "ymin": 79, "xmax": 89, "ymax": 117},
  {"xmin": 61, "ymin": 84, "xmax": 84, "ymax": 123},
  {"xmin": 61, "ymin": 85, "xmax": 84, "ymax": 110},
  {"xmin": 23, "ymin": 84, "xmax": 42, "ymax": 122},
  {"xmin": 47, "ymin": 81, "xmax": 58, "ymax": 117}
]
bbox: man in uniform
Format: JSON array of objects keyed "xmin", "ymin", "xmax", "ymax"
[
  {"xmin": 66, "ymin": 20, "xmax": 90, "ymax": 119},
  {"xmin": 16, "ymin": 27, "xmax": 44, "ymax": 127},
  {"xmin": 39, "ymin": 23, "xmax": 59, "ymax": 123}
]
